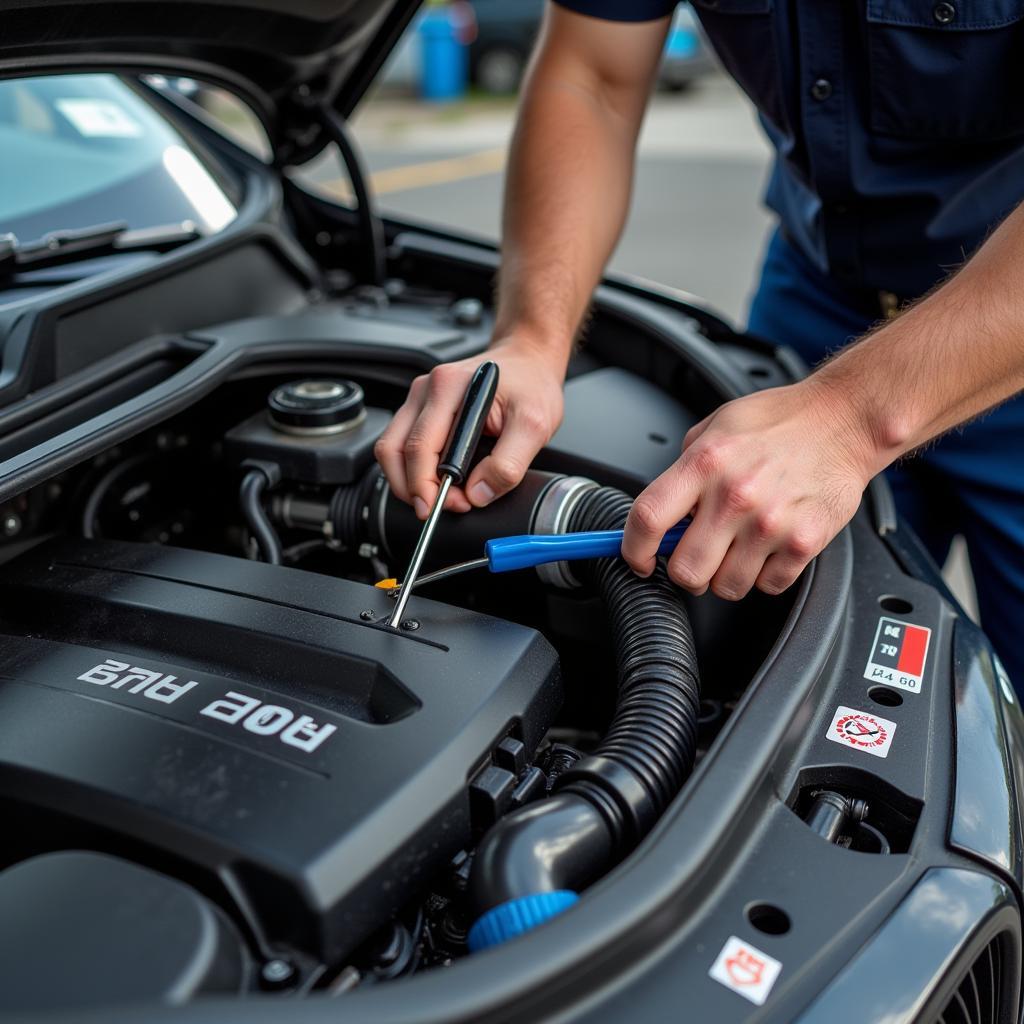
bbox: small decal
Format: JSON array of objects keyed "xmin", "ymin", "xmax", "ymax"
[
  {"xmin": 709, "ymin": 936, "xmax": 782, "ymax": 1005},
  {"xmin": 826, "ymin": 705, "xmax": 897, "ymax": 759},
  {"xmin": 863, "ymin": 616, "xmax": 932, "ymax": 694},
  {"xmin": 55, "ymin": 98, "xmax": 143, "ymax": 137}
]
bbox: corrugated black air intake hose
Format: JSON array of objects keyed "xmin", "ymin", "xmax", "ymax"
[
  {"xmin": 562, "ymin": 485, "xmax": 701, "ymax": 824},
  {"xmin": 467, "ymin": 485, "xmax": 700, "ymax": 951},
  {"xmin": 328, "ymin": 468, "xmax": 380, "ymax": 551}
]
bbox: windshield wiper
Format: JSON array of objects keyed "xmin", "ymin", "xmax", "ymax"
[{"xmin": 0, "ymin": 220, "xmax": 201, "ymax": 282}]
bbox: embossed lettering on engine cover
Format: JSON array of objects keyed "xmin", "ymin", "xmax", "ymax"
[{"xmin": 75, "ymin": 658, "xmax": 337, "ymax": 755}]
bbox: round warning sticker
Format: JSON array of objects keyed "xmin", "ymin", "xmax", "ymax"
[{"xmin": 826, "ymin": 705, "xmax": 897, "ymax": 759}]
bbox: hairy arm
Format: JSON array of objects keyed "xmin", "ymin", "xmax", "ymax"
[
  {"xmin": 491, "ymin": 7, "xmax": 667, "ymax": 358},
  {"xmin": 621, "ymin": 204, "xmax": 1024, "ymax": 599},
  {"xmin": 825, "ymin": 205, "xmax": 1024, "ymax": 465},
  {"xmin": 375, "ymin": 5, "xmax": 670, "ymax": 516}
]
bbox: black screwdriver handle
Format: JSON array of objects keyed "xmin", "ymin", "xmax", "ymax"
[{"xmin": 438, "ymin": 360, "xmax": 500, "ymax": 485}]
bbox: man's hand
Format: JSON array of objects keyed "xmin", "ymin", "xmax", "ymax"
[
  {"xmin": 622, "ymin": 378, "xmax": 878, "ymax": 599},
  {"xmin": 374, "ymin": 337, "xmax": 566, "ymax": 520},
  {"xmin": 623, "ymin": 185, "xmax": 1024, "ymax": 600}
]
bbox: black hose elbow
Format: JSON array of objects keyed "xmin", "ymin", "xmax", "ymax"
[
  {"xmin": 467, "ymin": 794, "xmax": 612, "ymax": 953},
  {"xmin": 469, "ymin": 794, "xmax": 612, "ymax": 910}
]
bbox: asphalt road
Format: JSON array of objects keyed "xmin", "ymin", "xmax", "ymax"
[
  {"xmin": 358, "ymin": 151, "xmax": 772, "ymax": 323},
  {"xmin": 316, "ymin": 73, "xmax": 776, "ymax": 324}
]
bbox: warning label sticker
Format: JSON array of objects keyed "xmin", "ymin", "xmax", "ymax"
[
  {"xmin": 826, "ymin": 705, "xmax": 897, "ymax": 759},
  {"xmin": 709, "ymin": 936, "xmax": 782, "ymax": 1006},
  {"xmin": 863, "ymin": 616, "xmax": 932, "ymax": 694}
]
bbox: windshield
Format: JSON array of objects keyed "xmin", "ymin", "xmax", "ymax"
[{"xmin": 0, "ymin": 74, "xmax": 238, "ymax": 242}]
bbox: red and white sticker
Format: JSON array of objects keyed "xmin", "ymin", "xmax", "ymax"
[
  {"xmin": 863, "ymin": 616, "xmax": 932, "ymax": 694},
  {"xmin": 826, "ymin": 705, "xmax": 897, "ymax": 758},
  {"xmin": 709, "ymin": 936, "xmax": 782, "ymax": 1005}
]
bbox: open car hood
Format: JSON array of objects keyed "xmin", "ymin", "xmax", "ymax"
[{"xmin": 0, "ymin": 0, "xmax": 421, "ymax": 162}]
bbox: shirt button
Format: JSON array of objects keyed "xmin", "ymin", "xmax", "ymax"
[
  {"xmin": 810, "ymin": 78, "xmax": 833, "ymax": 102},
  {"xmin": 933, "ymin": 2, "xmax": 956, "ymax": 23}
]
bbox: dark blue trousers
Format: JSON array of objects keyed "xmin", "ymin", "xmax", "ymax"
[{"xmin": 748, "ymin": 228, "xmax": 1024, "ymax": 692}]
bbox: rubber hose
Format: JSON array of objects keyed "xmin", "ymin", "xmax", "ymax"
[
  {"xmin": 561, "ymin": 485, "xmax": 701, "ymax": 836},
  {"xmin": 80, "ymin": 452, "xmax": 155, "ymax": 540},
  {"xmin": 240, "ymin": 469, "xmax": 283, "ymax": 566},
  {"xmin": 468, "ymin": 485, "xmax": 700, "ymax": 933},
  {"xmin": 328, "ymin": 468, "xmax": 379, "ymax": 550}
]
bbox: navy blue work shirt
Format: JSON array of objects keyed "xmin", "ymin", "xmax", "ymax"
[{"xmin": 553, "ymin": 0, "xmax": 1024, "ymax": 300}]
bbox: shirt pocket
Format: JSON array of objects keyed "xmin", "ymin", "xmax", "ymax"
[
  {"xmin": 691, "ymin": 0, "xmax": 789, "ymax": 132},
  {"xmin": 866, "ymin": 0, "xmax": 1024, "ymax": 141}
]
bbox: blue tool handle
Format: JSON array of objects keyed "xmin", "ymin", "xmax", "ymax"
[{"xmin": 485, "ymin": 523, "xmax": 689, "ymax": 574}]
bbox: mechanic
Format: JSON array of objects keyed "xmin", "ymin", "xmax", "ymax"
[{"xmin": 375, "ymin": 0, "xmax": 1024, "ymax": 691}]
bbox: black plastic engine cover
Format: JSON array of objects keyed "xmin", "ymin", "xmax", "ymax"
[
  {"xmin": 0, "ymin": 539, "xmax": 562, "ymax": 963},
  {"xmin": 0, "ymin": 851, "xmax": 249, "ymax": 1011}
]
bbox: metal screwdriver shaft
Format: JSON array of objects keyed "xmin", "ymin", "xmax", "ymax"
[
  {"xmin": 386, "ymin": 474, "xmax": 451, "ymax": 627},
  {"xmin": 387, "ymin": 361, "xmax": 499, "ymax": 628}
]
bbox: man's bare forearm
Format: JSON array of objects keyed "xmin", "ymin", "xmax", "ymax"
[
  {"xmin": 816, "ymin": 202, "xmax": 1024, "ymax": 477},
  {"xmin": 374, "ymin": 9, "xmax": 669, "ymax": 515},
  {"xmin": 493, "ymin": 74, "xmax": 636, "ymax": 361},
  {"xmin": 492, "ymin": 8, "xmax": 670, "ymax": 367}
]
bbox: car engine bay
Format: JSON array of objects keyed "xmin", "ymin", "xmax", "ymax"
[
  {"xmin": 0, "ymin": 83, "xmax": 1018, "ymax": 1021},
  {"xmin": 0, "ymin": 221, "xmax": 806, "ymax": 1002}
]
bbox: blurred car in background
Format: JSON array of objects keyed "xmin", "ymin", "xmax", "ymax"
[
  {"xmin": 659, "ymin": 3, "xmax": 713, "ymax": 91},
  {"xmin": 380, "ymin": 2, "xmax": 712, "ymax": 97},
  {"xmin": 467, "ymin": 0, "xmax": 540, "ymax": 95}
]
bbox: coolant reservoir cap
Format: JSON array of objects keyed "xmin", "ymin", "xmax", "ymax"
[{"xmin": 268, "ymin": 379, "xmax": 366, "ymax": 436}]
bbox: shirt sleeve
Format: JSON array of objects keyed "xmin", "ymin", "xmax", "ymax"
[{"xmin": 551, "ymin": 0, "xmax": 678, "ymax": 22}]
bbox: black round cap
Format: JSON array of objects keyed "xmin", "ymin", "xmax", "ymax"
[{"xmin": 268, "ymin": 379, "xmax": 365, "ymax": 433}]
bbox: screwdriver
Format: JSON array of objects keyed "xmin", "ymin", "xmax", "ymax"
[
  {"xmin": 387, "ymin": 360, "xmax": 499, "ymax": 628},
  {"xmin": 378, "ymin": 521, "xmax": 690, "ymax": 595}
]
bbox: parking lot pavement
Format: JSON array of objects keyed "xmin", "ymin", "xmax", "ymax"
[{"xmin": 305, "ymin": 73, "xmax": 775, "ymax": 322}]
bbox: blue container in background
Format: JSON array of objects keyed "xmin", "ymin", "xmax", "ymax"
[{"xmin": 419, "ymin": 5, "xmax": 469, "ymax": 101}]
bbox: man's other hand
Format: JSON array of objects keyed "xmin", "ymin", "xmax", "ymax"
[{"xmin": 622, "ymin": 378, "xmax": 878, "ymax": 599}]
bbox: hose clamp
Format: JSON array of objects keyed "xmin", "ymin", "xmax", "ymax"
[
  {"xmin": 556, "ymin": 754, "xmax": 660, "ymax": 845},
  {"xmin": 366, "ymin": 469, "xmax": 393, "ymax": 561},
  {"xmin": 530, "ymin": 475, "xmax": 598, "ymax": 589}
]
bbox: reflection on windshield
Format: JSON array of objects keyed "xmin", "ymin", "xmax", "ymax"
[
  {"xmin": 162, "ymin": 145, "xmax": 235, "ymax": 232},
  {"xmin": 0, "ymin": 74, "xmax": 237, "ymax": 242}
]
